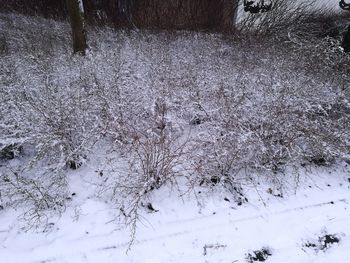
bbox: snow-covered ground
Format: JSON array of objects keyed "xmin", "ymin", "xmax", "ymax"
[{"xmin": 1, "ymin": 164, "xmax": 349, "ymax": 263}]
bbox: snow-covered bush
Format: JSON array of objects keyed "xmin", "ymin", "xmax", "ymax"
[
  {"xmin": 0, "ymin": 167, "xmax": 68, "ymax": 229},
  {"xmin": 2, "ymin": 65, "xmax": 100, "ymax": 170},
  {"xmin": 0, "ymin": 11, "xmax": 349, "ymax": 230},
  {"xmin": 191, "ymin": 62, "xmax": 349, "ymax": 191},
  {"xmin": 98, "ymin": 98, "xmax": 191, "ymax": 243},
  {"xmin": 238, "ymin": 0, "xmax": 338, "ymax": 37},
  {"xmin": 126, "ymin": 99, "xmax": 188, "ymax": 189}
]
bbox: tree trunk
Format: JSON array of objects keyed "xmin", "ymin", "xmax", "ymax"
[
  {"xmin": 342, "ymin": 25, "xmax": 350, "ymax": 53},
  {"xmin": 232, "ymin": 0, "xmax": 240, "ymax": 30},
  {"xmin": 66, "ymin": 0, "xmax": 87, "ymax": 55}
]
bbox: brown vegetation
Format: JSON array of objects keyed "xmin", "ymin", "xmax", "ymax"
[{"xmin": 0, "ymin": 0, "xmax": 238, "ymax": 31}]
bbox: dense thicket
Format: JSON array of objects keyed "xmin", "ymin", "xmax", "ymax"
[
  {"xmin": 0, "ymin": 0, "xmax": 67, "ymax": 18},
  {"xmin": 1, "ymin": 11, "xmax": 349, "ymax": 228},
  {"xmin": 1, "ymin": 1, "xmax": 349, "ymax": 232},
  {"xmin": 0, "ymin": 0, "xmax": 236, "ymax": 30}
]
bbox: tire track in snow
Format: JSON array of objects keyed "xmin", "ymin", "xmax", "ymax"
[
  {"xmin": 32, "ymin": 197, "xmax": 349, "ymax": 262},
  {"xmin": 166, "ymin": 198, "xmax": 348, "ymax": 225},
  {"xmin": 96, "ymin": 198, "xmax": 349, "ymax": 250}
]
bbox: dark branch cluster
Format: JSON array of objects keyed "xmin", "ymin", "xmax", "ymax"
[
  {"xmin": 339, "ymin": 0, "xmax": 350, "ymax": 10},
  {"xmin": 244, "ymin": 0, "xmax": 272, "ymax": 14}
]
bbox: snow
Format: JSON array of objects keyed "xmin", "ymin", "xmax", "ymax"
[{"xmin": 1, "ymin": 164, "xmax": 349, "ymax": 263}]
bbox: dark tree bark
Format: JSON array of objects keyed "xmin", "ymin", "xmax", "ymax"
[
  {"xmin": 66, "ymin": 0, "xmax": 87, "ymax": 55},
  {"xmin": 339, "ymin": 0, "xmax": 350, "ymax": 52},
  {"xmin": 342, "ymin": 25, "xmax": 350, "ymax": 52}
]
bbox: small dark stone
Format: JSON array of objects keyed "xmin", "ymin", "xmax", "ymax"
[
  {"xmin": 72, "ymin": 193, "xmax": 76, "ymax": 196},
  {"xmin": 189, "ymin": 116, "xmax": 202, "ymax": 125},
  {"xmin": 56, "ymin": 201, "xmax": 64, "ymax": 206},
  {"xmin": 0, "ymin": 144, "xmax": 22, "ymax": 160},
  {"xmin": 320, "ymin": 234, "xmax": 339, "ymax": 249},
  {"xmin": 309, "ymin": 157, "xmax": 327, "ymax": 166},
  {"xmin": 330, "ymin": 201, "xmax": 334, "ymax": 204},
  {"xmin": 304, "ymin": 242, "xmax": 317, "ymax": 248},
  {"xmin": 0, "ymin": 205, "xmax": 4, "ymax": 210},
  {"xmin": 267, "ymin": 189, "xmax": 283, "ymax": 198},
  {"xmin": 306, "ymin": 234, "xmax": 341, "ymax": 251},
  {"xmin": 224, "ymin": 197, "xmax": 230, "ymax": 202},
  {"xmin": 69, "ymin": 160, "xmax": 82, "ymax": 170},
  {"xmin": 2, "ymin": 177, "xmax": 10, "ymax": 183},
  {"xmin": 99, "ymin": 171, "xmax": 103, "ymax": 176},
  {"xmin": 247, "ymin": 247, "xmax": 272, "ymax": 262},
  {"xmin": 146, "ymin": 203, "xmax": 159, "ymax": 212},
  {"xmin": 210, "ymin": 176, "xmax": 220, "ymax": 184}
]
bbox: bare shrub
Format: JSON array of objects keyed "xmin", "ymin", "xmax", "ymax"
[
  {"xmin": 238, "ymin": 0, "xmax": 319, "ymax": 36},
  {"xmin": 5, "ymin": 81, "xmax": 98, "ymax": 170},
  {"xmin": 103, "ymin": 98, "xmax": 190, "ymax": 245},
  {"xmin": 131, "ymin": 0, "xmax": 237, "ymax": 31},
  {"xmin": 1, "ymin": 12, "xmax": 349, "ymax": 240},
  {"xmin": 191, "ymin": 67, "xmax": 350, "ymax": 193},
  {"xmin": 126, "ymin": 130, "xmax": 187, "ymax": 191},
  {"xmin": 236, "ymin": 0, "xmax": 350, "ymax": 83},
  {"xmin": 0, "ymin": 168, "xmax": 67, "ymax": 230}
]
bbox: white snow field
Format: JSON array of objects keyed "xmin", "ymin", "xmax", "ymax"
[{"xmin": 0, "ymin": 164, "xmax": 349, "ymax": 263}]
